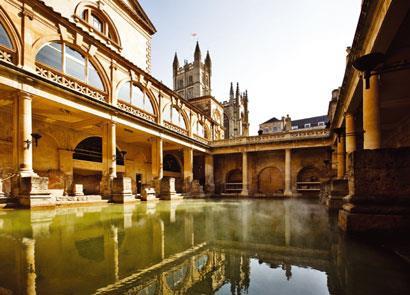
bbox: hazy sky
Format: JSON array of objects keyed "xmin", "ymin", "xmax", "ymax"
[{"xmin": 139, "ymin": 0, "xmax": 361, "ymax": 134}]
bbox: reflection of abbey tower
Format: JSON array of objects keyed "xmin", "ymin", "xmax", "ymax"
[{"xmin": 223, "ymin": 82, "xmax": 250, "ymax": 139}]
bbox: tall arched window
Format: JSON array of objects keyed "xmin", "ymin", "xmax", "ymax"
[
  {"xmin": 192, "ymin": 118, "xmax": 205, "ymax": 138},
  {"xmin": 0, "ymin": 22, "xmax": 12, "ymax": 49},
  {"xmin": 118, "ymin": 82, "xmax": 154, "ymax": 114},
  {"xmin": 163, "ymin": 104, "xmax": 187, "ymax": 129},
  {"xmin": 36, "ymin": 42, "xmax": 105, "ymax": 91}
]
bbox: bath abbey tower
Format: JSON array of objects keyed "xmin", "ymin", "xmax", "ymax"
[{"xmin": 173, "ymin": 43, "xmax": 250, "ymax": 139}]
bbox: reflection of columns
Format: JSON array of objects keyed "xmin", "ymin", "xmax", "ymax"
[
  {"xmin": 284, "ymin": 202, "xmax": 290, "ymax": 246},
  {"xmin": 241, "ymin": 152, "xmax": 248, "ymax": 196},
  {"xmin": 363, "ymin": 74, "xmax": 381, "ymax": 149},
  {"xmin": 111, "ymin": 226, "xmax": 119, "ymax": 282},
  {"xmin": 337, "ymin": 135, "xmax": 346, "ymax": 179},
  {"xmin": 284, "ymin": 149, "xmax": 292, "ymax": 197},
  {"xmin": 184, "ymin": 214, "xmax": 194, "ymax": 246},
  {"xmin": 345, "ymin": 113, "xmax": 356, "ymax": 172},
  {"xmin": 22, "ymin": 238, "xmax": 36, "ymax": 295},
  {"xmin": 183, "ymin": 147, "xmax": 193, "ymax": 193},
  {"xmin": 151, "ymin": 137, "xmax": 163, "ymax": 193},
  {"xmin": 17, "ymin": 93, "xmax": 36, "ymax": 177},
  {"xmin": 204, "ymin": 154, "xmax": 215, "ymax": 193},
  {"xmin": 153, "ymin": 219, "xmax": 165, "ymax": 260}
]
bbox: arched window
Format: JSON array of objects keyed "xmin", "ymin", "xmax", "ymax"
[
  {"xmin": 193, "ymin": 119, "xmax": 205, "ymax": 138},
  {"xmin": 0, "ymin": 22, "xmax": 12, "ymax": 49},
  {"xmin": 73, "ymin": 137, "xmax": 124, "ymax": 165},
  {"xmin": 163, "ymin": 104, "xmax": 187, "ymax": 129},
  {"xmin": 36, "ymin": 42, "xmax": 104, "ymax": 91},
  {"xmin": 118, "ymin": 82, "xmax": 154, "ymax": 114},
  {"xmin": 79, "ymin": 7, "xmax": 120, "ymax": 45}
]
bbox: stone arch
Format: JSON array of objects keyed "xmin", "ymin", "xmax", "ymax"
[
  {"xmin": 163, "ymin": 262, "xmax": 191, "ymax": 292},
  {"xmin": 258, "ymin": 166, "xmax": 284, "ymax": 195},
  {"xmin": 73, "ymin": 136, "xmax": 124, "ymax": 165},
  {"xmin": 163, "ymin": 154, "xmax": 182, "ymax": 173},
  {"xmin": 0, "ymin": 6, "xmax": 23, "ymax": 64},
  {"xmin": 226, "ymin": 169, "xmax": 242, "ymax": 184},
  {"xmin": 34, "ymin": 40, "xmax": 111, "ymax": 96},
  {"xmin": 297, "ymin": 166, "xmax": 321, "ymax": 182}
]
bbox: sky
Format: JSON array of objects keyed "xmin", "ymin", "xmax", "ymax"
[{"xmin": 139, "ymin": 0, "xmax": 361, "ymax": 135}]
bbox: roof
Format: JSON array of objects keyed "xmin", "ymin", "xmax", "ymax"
[
  {"xmin": 261, "ymin": 117, "xmax": 280, "ymax": 124},
  {"xmin": 117, "ymin": 0, "xmax": 157, "ymax": 35},
  {"xmin": 292, "ymin": 115, "xmax": 328, "ymax": 128}
]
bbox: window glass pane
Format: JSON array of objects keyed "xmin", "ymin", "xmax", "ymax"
[
  {"xmin": 197, "ymin": 123, "xmax": 205, "ymax": 137},
  {"xmin": 36, "ymin": 42, "xmax": 63, "ymax": 71},
  {"xmin": 163, "ymin": 104, "xmax": 171, "ymax": 122},
  {"xmin": 91, "ymin": 14, "xmax": 103, "ymax": 32},
  {"xmin": 0, "ymin": 23, "xmax": 12, "ymax": 49},
  {"xmin": 118, "ymin": 82, "xmax": 131, "ymax": 102},
  {"xmin": 172, "ymin": 107, "xmax": 186, "ymax": 129},
  {"xmin": 88, "ymin": 61, "xmax": 104, "ymax": 90},
  {"xmin": 131, "ymin": 85, "xmax": 144, "ymax": 109},
  {"xmin": 65, "ymin": 45, "xmax": 86, "ymax": 81},
  {"xmin": 143, "ymin": 96, "xmax": 154, "ymax": 114}
]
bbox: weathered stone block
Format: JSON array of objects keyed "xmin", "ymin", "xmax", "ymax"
[
  {"xmin": 0, "ymin": 179, "xmax": 4, "ymax": 198},
  {"xmin": 73, "ymin": 184, "xmax": 84, "ymax": 196},
  {"xmin": 140, "ymin": 187, "xmax": 158, "ymax": 201},
  {"xmin": 18, "ymin": 176, "xmax": 55, "ymax": 208},
  {"xmin": 326, "ymin": 179, "xmax": 348, "ymax": 210},
  {"xmin": 190, "ymin": 180, "xmax": 205, "ymax": 198},
  {"xmin": 112, "ymin": 177, "xmax": 136, "ymax": 203},
  {"xmin": 160, "ymin": 177, "xmax": 183, "ymax": 200}
]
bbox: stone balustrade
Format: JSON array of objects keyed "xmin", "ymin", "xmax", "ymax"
[{"xmin": 210, "ymin": 128, "xmax": 330, "ymax": 147}]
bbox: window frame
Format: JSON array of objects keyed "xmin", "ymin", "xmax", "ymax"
[
  {"xmin": 0, "ymin": 20, "xmax": 16, "ymax": 63},
  {"xmin": 117, "ymin": 81, "xmax": 156, "ymax": 116},
  {"xmin": 35, "ymin": 42, "xmax": 105, "ymax": 92}
]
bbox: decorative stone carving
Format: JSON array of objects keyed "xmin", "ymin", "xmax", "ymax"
[
  {"xmin": 112, "ymin": 176, "xmax": 136, "ymax": 203},
  {"xmin": 160, "ymin": 177, "xmax": 183, "ymax": 200}
]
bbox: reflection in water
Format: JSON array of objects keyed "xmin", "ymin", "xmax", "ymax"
[{"xmin": 0, "ymin": 200, "xmax": 409, "ymax": 294}]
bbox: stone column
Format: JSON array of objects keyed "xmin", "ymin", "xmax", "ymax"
[
  {"xmin": 241, "ymin": 152, "xmax": 248, "ymax": 196},
  {"xmin": 58, "ymin": 150, "xmax": 74, "ymax": 196},
  {"xmin": 18, "ymin": 93, "xmax": 36, "ymax": 177},
  {"xmin": 183, "ymin": 147, "xmax": 193, "ymax": 193},
  {"xmin": 284, "ymin": 149, "xmax": 292, "ymax": 197},
  {"xmin": 151, "ymin": 137, "xmax": 163, "ymax": 193},
  {"xmin": 204, "ymin": 154, "xmax": 215, "ymax": 194},
  {"xmin": 100, "ymin": 121, "xmax": 116, "ymax": 197},
  {"xmin": 337, "ymin": 135, "xmax": 346, "ymax": 179},
  {"xmin": 363, "ymin": 74, "xmax": 381, "ymax": 149},
  {"xmin": 345, "ymin": 113, "xmax": 356, "ymax": 173}
]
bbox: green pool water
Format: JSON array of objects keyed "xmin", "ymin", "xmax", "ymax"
[{"xmin": 0, "ymin": 199, "xmax": 408, "ymax": 295}]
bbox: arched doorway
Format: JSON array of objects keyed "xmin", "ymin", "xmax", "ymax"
[
  {"xmin": 163, "ymin": 154, "xmax": 183, "ymax": 192},
  {"xmin": 72, "ymin": 137, "xmax": 124, "ymax": 195},
  {"xmin": 258, "ymin": 167, "xmax": 283, "ymax": 195},
  {"xmin": 296, "ymin": 166, "xmax": 321, "ymax": 195},
  {"xmin": 225, "ymin": 169, "xmax": 242, "ymax": 193}
]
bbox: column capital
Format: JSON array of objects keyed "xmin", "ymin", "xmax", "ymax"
[{"xmin": 19, "ymin": 91, "xmax": 33, "ymax": 100}]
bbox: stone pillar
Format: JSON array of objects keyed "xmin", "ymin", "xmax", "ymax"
[
  {"xmin": 337, "ymin": 135, "xmax": 346, "ymax": 179},
  {"xmin": 151, "ymin": 137, "xmax": 163, "ymax": 194},
  {"xmin": 18, "ymin": 93, "xmax": 36, "ymax": 177},
  {"xmin": 183, "ymin": 147, "xmax": 193, "ymax": 193},
  {"xmin": 345, "ymin": 113, "xmax": 356, "ymax": 172},
  {"xmin": 363, "ymin": 74, "xmax": 381, "ymax": 149},
  {"xmin": 100, "ymin": 121, "xmax": 116, "ymax": 197},
  {"xmin": 58, "ymin": 150, "xmax": 74, "ymax": 196},
  {"xmin": 204, "ymin": 154, "xmax": 215, "ymax": 194},
  {"xmin": 284, "ymin": 149, "xmax": 292, "ymax": 197},
  {"xmin": 241, "ymin": 152, "xmax": 248, "ymax": 196}
]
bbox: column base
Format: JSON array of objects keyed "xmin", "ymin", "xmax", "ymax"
[
  {"xmin": 339, "ymin": 203, "xmax": 410, "ymax": 233},
  {"xmin": 284, "ymin": 190, "xmax": 293, "ymax": 197},
  {"xmin": 111, "ymin": 177, "xmax": 137, "ymax": 203},
  {"xmin": 141, "ymin": 187, "xmax": 159, "ymax": 201},
  {"xmin": 160, "ymin": 177, "xmax": 183, "ymax": 200},
  {"xmin": 18, "ymin": 176, "xmax": 55, "ymax": 208},
  {"xmin": 326, "ymin": 179, "xmax": 348, "ymax": 211}
]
